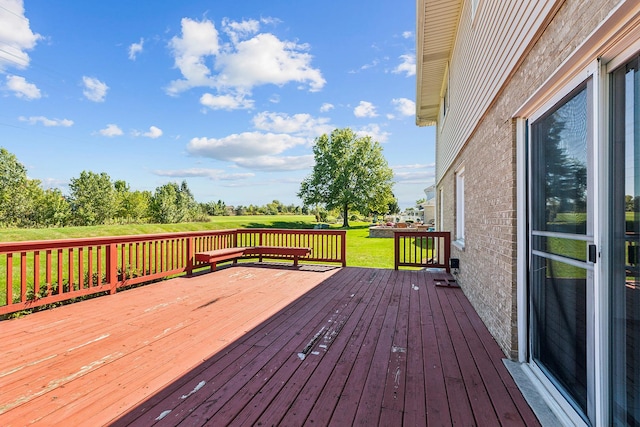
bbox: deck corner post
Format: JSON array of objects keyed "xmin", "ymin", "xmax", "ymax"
[
  {"xmin": 444, "ymin": 232, "xmax": 451, "ymax": 273},
  {"xmin": 394, "ymin": 232, "xmax": 400, "ymax": 270},
  {"xmin": 186, "ymin": 236, "xmax": 194, "ymax": 276},
  {"xmin": 106, "ymin": 243, "xmax": 118, "ymax": 295}
]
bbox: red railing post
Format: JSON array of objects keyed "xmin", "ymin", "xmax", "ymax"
[
  {"xmin": 186, "ymin": 236, "xmax": 194, "ymax": 276},
  {"xmin": 106, "ymin": 243, "xmax": 118, "ymax": 295},
  {"xmin": 444, "ymin": 232, "xmax": 451, "ymax": 273},
  {"xmin": 394, "ymin": 232, "xmax": 400, "ymax": 270},
  {"xmin": 341, "ymin": 230, "xmax": 347, "ymax": 267},
  {"xmin": 6, "ymin": 253, "xmax": 12, "ymax": 305}
]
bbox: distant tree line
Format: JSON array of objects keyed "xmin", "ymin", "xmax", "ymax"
[{"xmin": 0, "ymin": 148, "xmax": 304, "ymax": 229}]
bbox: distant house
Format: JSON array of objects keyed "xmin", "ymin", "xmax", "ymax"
[
  {"xmin": 416, "ymin": 0, "xmax": 640, "ymax": 425},
  {"xmin": 421, "ymin": 184, "xmax": 436, "ymax": 224}
]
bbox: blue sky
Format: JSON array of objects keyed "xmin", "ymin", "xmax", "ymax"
[{"xmin": 0, "ymin": 0, "xmax": 435, "ymax": 209}]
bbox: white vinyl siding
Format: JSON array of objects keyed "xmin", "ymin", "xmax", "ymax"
[{"xmin": 436, "ymin": 0, "xmax": 562, "ymax": 182}]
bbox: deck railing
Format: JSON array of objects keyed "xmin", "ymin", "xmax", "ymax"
[
  {"xmin": 394, "ymin": 231, "xmax": 451, "ymax": 272},
  {"xmin": 0, "ymin": 228, "xmax": 346, "ymax": 316},
  {"xmin": 236, "ymin": 229, "xmax": 347, "ymax": 265}
]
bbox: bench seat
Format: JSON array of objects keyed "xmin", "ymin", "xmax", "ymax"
[
  {"xmin": 243, "ymin": 246, "xmax": 311, "ymax": 266},
  {"xmin": 195, "ymin": 246, "xmax": 311, "ymax": 271},
  {"xmin": 194, "ymin": 247, "xmax": 248, "ymax": 271}
]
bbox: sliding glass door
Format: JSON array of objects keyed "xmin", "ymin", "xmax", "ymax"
[
  {"xmin": 529, "ymin": 80, "xmax": 594, "ymax": 423},
  {"xmin": 611, "ymin": 54, "xmax": 640, "ymax": 426}
]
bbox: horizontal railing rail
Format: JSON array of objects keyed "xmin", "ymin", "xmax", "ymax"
[
  {"xmin": 0, "ymin": 228, "xmax": 346, "ymax": 316},
  {"xmin": 394, "ymin": 231, "xmax": 451, "ymax": 272}
]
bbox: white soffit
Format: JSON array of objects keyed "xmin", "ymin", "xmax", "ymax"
[{"xmin": 416, "ymin": 0, "xmax": 462, "ymax": 126}]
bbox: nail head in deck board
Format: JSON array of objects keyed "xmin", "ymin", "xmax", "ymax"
[{"xmin": 0, "ymin": 266, "xmax": 539, "ymax": 426}]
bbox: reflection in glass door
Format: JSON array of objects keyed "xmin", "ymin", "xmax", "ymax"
[
  {"xmin": 529, "ymin": 80, "xmax": 594, "ymax": 423},
  {"xmin": 611, "ymin": 55, "xmax": 640, "ymax": 426}
]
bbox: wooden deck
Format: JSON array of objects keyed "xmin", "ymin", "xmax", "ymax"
[{"xmin": 0, "ymin": 264, "xmax": 540, "ymax": 426}]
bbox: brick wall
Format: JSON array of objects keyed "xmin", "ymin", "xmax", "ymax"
[{"xmin": 436, "ymin": 0, "xmax": 621, "ymax": 358}]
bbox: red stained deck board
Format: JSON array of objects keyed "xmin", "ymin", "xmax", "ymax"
[
  {"xmin": 122, "ymin": 267, "xmax": 358, "ymax": 427},
  {"xmin": 438, "ymin": 286, "xmax": 501, "ymax": 426},
  {"xmin": 422, "ymin": 272, "xmax": 458, "ymax": 426},
  {"xmin": 326, "ymin": 269, "xmax": 402, "ymax": 426},
  {"xmin": 444, "ymin": 289, "xmax": 526, "ymax": 425},
  {"xmin": 0, "ymin": 266, "xmax": 541, "ymax": 427},
  {"xmin": 7, "ymin": 268, "xmax": 316, "ymax": 425},
  {"xmin": 402, "ymin": 271, "xmax": 428, "ymax": 427},
  {"xmin": 352, "ymin": 295, "xmax": 400, "ymax": 425},
  {"xmin": 202, "ymin": 269, "xmax": 368, "ymax": 426},
  {"xmin": 248, "ymin": 269, "xmax": 375, "ymax": 427},
  {"xmin": 274, "ymin": 270, "xmax": 387, "ymax": 426},
  {"xmin": 171, "ymin": 268, "xmax": 366, "ymax": 426}
]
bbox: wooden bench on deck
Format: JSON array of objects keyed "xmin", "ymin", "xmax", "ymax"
[
  {"xmin": 194, "ymin": 247, "xmax": 248, "ymax": 271},
  {"xmin": 195, "ymin": 246, "xmax": 312, "ymax": 271}
]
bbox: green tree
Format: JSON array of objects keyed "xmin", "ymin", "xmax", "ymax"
[
  {"xmin": 388, "ymin": 198, "xmax": 400, "ymax": 215},
  {"xmin": 298, "ymin": 128, "xmax": 394, "ymax": 227},
  {"xmin": 116, "ymin": 187, "xmax": 151, "ymax": 224},
  {"xmin": 32, "ymin": 188, "xmax": 71, "ymax": 227},
  {"xmin": 202, "ymin": 199, "xmax": 228, "ymax": 216},
  {"xmin": 68, "ymin": 171, "xmax": 115, "ymax": 226},
  {"xmin": 626, "ymin": 195, "xmax": 635, "ymax": 212},
  {"xmin": 150, "ymin": 180, "xmax": 200, "ymax": 223},
  {"xmin": 0, "ymin": 148, "xmax": 34, "ymax": 226},
  {"xmin": 150, "ymin": 182, "xmax": 184, "ymax": 223}
]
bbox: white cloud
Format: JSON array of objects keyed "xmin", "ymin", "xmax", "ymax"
[
  {"xmin": 269, "ymin": 94, "xmax": 280, "ymax": 104},
  {"xmin": 200, "ymin": 92, "xmax": 254, "ymax": 111},
  {"xmin": 134, "ymin": 125, "xmax": 163, "ymax": 139},
  {"xmin": 0, "ymin": 0, "xmax": 42, "ymax": 71},
  {"xmin": 166, "ymin": 18, "xmax": 220, "ymax": 95},
  {"xmin": 128, "ymin": 38, "xmax": 144, "ymax": 60},
  {"xmin": 19, "ymin": 115, "xmax": 73, "ymax": 127},
  {"xmin": 234, "ymin": 154, "xmax": 314, "ymax": 171},
  {"xmin": 319, "ymin": 103, "xmax": 334, "ymax": 112},
  {"xmin": 392, "ymin": 163, "xmax": 436, "ymax": 184},
  {"xmin": 152, "ymin": 168, "xmax": 254, "ymax": 180},
  {"xmin": 40, "ymin": 177, "xmax": 68, "ymax": 190},
  {"xmin": 166, "ymin": 18, "xmax": 325, "ymax": 97},
  {"xmin": 252, "ymin": 111, "xmax": 332, "ymax": 137},
  {"xmin": 393, "ymin": 54, "xmax": 415, "ymax": 77},
  {"xmin": 402, "ymin": 31, "xmax": 413, "ymax": 39},
  {"xmin": 214, "ymin": 33, "xmax": 325, "ymax": 91},
  {"xmin": 99, "ymin": 124, "xmax": 123, "ymax": 137},
  {"xmin": 82, "ymin": 76, "xmax": 109, "ymax": 102},
  {"xmin": 6, "ymin": 75, "xmax": 40, "ymax": 99},
  {"xmin": 393, "ymin": 169, "xmax": 435, "ymax": 183},
  {"xmin": 355, "ymin": 124, "xmax": 389, "ymax": 143},
  {"xmin": 354, "ymin": 101, "xmax": 377, "ymax": 118},
  {"xmin": 392, "ymin": 98, "xmax": 415, "ymax": 116},
  {"xmin": 187, "ymin": 132, "xmax": 306, "ymax": 162},
  {"xmin": 221, "ymin": 17, "xmax": 260, "ymax": 44}
]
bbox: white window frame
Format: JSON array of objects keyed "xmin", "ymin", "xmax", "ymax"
[
  {"xmin": 439, "ymin": 187, "xmax": 444, "ymax": 231},
  {"xmin": 455, "ymin": 167, "xmax": 465, "ymax": 246},
  {"xmin": 471, "ymin": 0, "xmax": 479, "ymax": 20}
]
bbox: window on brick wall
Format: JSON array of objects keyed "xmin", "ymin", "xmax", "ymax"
[
  {"xmin": 439, "ymin": 188, "xmax": 444, "ymax": 231},
  {"xmin": 456, "ymin": 167, "xmax": 465, "ymax": 244}
]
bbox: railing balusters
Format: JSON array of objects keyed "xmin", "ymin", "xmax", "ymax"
[
  {"xmin": 394, "ymin": 231, "xmax": 451, "ymax": 271},
  {"xmin": 0, "ymin": 229, "xmax": 347, "ymax": 316}
]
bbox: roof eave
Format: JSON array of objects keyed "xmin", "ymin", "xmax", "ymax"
[{"xmin": 416, "ymin": 0, "xmax": 462, "ymax": 126}]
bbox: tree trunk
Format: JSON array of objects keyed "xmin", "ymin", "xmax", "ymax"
[{"xmin": 342, "ymin": 203, "xmax": 349, "ymax": 228}]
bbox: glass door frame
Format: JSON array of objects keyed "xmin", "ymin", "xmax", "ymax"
[{"xmin": 524, "ymin": 64, "xmax": 604, "ymax": 426}]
